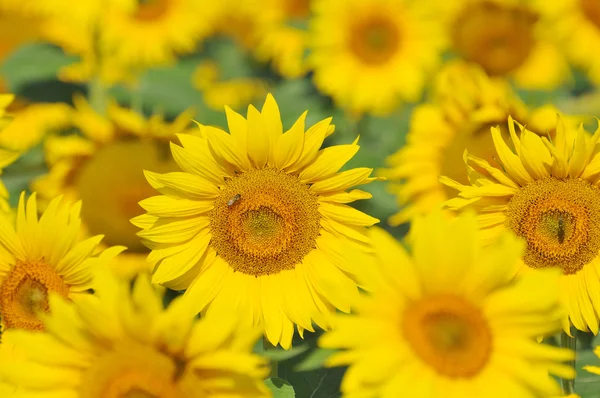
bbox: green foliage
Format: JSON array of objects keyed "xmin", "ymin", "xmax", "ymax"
[{"xmin": 266, "ymin": 378, "xmax": 295, "ymax": 398}]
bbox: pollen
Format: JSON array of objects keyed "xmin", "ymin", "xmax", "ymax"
[
  {"xmin": 506, "ymin": 178, "xmax": 600, "ymax": 275},
  {"xmin": 403, "ymin": 294, "xmax": 491, "ymax": 378},
  {"xmin": 0, "ymin": 259, "xmax": 70, "ymax": 331},
  {"xmin": 209, "ymin": 168, "xmax": 321, "ymax": 276}
]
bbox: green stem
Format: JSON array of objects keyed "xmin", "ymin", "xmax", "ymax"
[
  {"xmin": 88, "ymin": 77, "xmax": 107, "ymax": 115},
  {"xmin": 561, "ymin": 329, "xmax": 576, "ymax": 395},
  {"xmin": 263, "ymin": 336, "xmax": 279, "ymax": 379}
]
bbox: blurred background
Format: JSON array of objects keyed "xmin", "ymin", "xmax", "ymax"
[{"xmin": 1, "ymin": 0, "xmax": 599, "ymax": 241}]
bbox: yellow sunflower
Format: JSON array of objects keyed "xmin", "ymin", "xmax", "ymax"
[
  {"xmin": 100, "ymin": 0, "xmax": 207, "ymax": 70},
  {"xmin": 441, "ymin": 115, "xmax": 600, "ymax": 333},
  {"xmin": 255, "ymin": 0, "xmax": 312, "ymax": 78},
  {"xmin": 32, "ymin": 95, "xmax": 196, "ymax": 278},
  {"xmin": 380, "ymin": 61, "xmax": 579, "ymax": 226},
  {"xmin": 309, "ymin": 0, "xmax": 445, "ymax": 116},
  {"xmin": 0, "ymin": 268, "xmax": 270, "ymax": 397},
  {"xmin": 320, "ymin": 213, "xmax": 574, "ymax": 397},
  {"xmin": 534, "ymin": 0, "xmax": 600, "ymax": 85},
  {"xmin": 133, "ymin": 94, "xmax": 381, "ymax": 348},
  {"xmin": 0, "ymin": 192, "xmax": 122, "ymax": 332},
  {"xmin": 445, "ymin": 0, "xmax": 569, "ymax": 89},
  {"xmin": 192, "ymin": 60, "xmax": 269, "ymax": 112}
]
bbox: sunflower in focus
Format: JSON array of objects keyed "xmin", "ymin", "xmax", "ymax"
[
  {"xmin": 32, "ymin": 96, "xmax": 196, "ymax": 278},
  {"xmin": 192, "ymin": 60, "xmax": 268, "ymax": 112},
  {"xmin": 321, "ymin": 213, "xmax": 574, "ymax": 397},
  {"xmin": 441, "ymin": 115, "xmax": 600, "ymax": 333},
  {"xmin": 255, "ymin": 0, "xmax": 312, "ymax": 78},
  {"xmin": 309, "ymin": 0, "xmax": 444, "ymax": 116},
  {"xmin": 134, "ymin": 94, "xmax": 380, "ymax": 348},
  {"xmin": 535, "ymin": 0, "xmax": 600, "ymax": 85},
  {"xmin": 380, "ymin": 62, "xmax": 579, "ymax": 226},
  {"xmin": 446, "ymin": 0, "xmax": 569, "ymax": 89},
  {"xmin": 0, "ymin": 193, "xmax": 121, "ymax": 332},
  {"xmin": 0, "ymin": 268, "xmax": 270, "ymax": 397}
]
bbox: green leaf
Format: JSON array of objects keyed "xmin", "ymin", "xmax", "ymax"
[
  {"xmin": 265, "ymin": 377, "xmax": 295, "ymax": 398},
  {"xmin": 261, "ymin": 345, "xmax": 310, "ymax": 362},
  {"xmin": 294, "ymin": 348, "xmax": 336, "ymax": 372},
  {"xmin": 1, "ymin": 43, "xmax": 77, "ymax": 92}
]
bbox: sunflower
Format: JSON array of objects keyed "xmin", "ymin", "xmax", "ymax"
[
  {"xmin": 0, "ymin": 268, "xmax": 270, "ymax": 397},
  {"xmin": 445, "ymin": 0, "xmax": 569, "ymax": 89},
  {"xmin": 379, "ymin": 61, "xmax": 579, "ymax": 226},
  {"xmin": 202, "ymin": 0, "xmax": 273, "ymax": 50},
  {"xmin": 192, "ymin": 60, "xmax": 269, "ymax": 112},
  {"xmin": 308, "ymin": 0, "xmax": 444, "ymax": 116},
  {"xmin": 440, "ymin": 115, "xmax": 600, "ymax": 333},
  {"xmin": 254, "ymin": 0, "xmax": 312, "ymax": 78},
  {"xmin": 320, "ymin": 213, "xmax": 574, "ymax": 397},
  {"xmin": 100, "ymin": 0, "xmax": 207, "ymax": 70},
  {"xmin": 133, "ymin": 94, "xmax": 380, "ymax": 348},
  {"xmin": 534, "ymin": 0, "xmax": 600, "ymax": 85},
  {"xmin": 0, "ymin": 192, "xmax": 123, "ymax": 332},
  {"xmin": 32, "ymin": 95, "xmax": 196, "ymax": 278}
]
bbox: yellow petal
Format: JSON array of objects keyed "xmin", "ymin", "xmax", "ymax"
[
  {"xmin": 274, "ymin": 111, "xmax": 306, "ymax": 170},
  {"xmin": 246, "ymin": 104, "xmax": 270, "ymax": 169}
]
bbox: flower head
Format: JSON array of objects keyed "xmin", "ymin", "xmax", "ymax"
[
  {"xmin": 321, "ymin": 213, "xmax": 574, "ymax": 397},
  {"xmin": 134, "ymin": 94, "xmax": 381, "ymax": 348}
]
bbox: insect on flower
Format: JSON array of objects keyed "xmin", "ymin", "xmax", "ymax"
[{"xmin": 227, "ymin": 193, "xmax": 241, "ymax": 207}]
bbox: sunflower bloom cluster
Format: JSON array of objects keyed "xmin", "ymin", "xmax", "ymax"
[
  {"xmin": 321, "ymin": 212, "xmax": 574, "ymax": 397},
  {"xmin": 441, "ymin": 116, "xmax": 600, "ymax": 333},
  {"xmin": 380, "ymin": 61, "xmax": 577, "ymax": 226},
  {"xmin": 0, "ymin": 269, "xmax": 270, "ymax": 397}
]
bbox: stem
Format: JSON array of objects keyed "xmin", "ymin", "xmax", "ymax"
[
  {"xmin": 88, "ymin": 77, "xmax": 107, "ymax": 115},
  {"xmin": 561, "ymin": 329, "xmax": 576, "ymax": 395},
  {"xmin": 263, "ymin": 336, "xmax": 279, "ymax": 378}
]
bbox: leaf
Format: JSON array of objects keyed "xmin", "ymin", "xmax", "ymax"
[
  {"xmin": 262, "ymin": 345, "xmax": 310, "ymax": 362},
  {"xmin": 1, "ymin": 43, "xmax": 77, "ymax": 92},
  {"xmin": 294, "ymin": 348, "xmax": 336, "ymax": 372},
  {"xmin": 265, "ymin": 377, "xmax": 295, "ymax": 398}
]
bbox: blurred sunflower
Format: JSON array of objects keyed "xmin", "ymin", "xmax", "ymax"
[
  {"xmin": 0, "ymin": 269, "xmax": 270, "ymax": 397},
  {"xmin": 32, "ymin": 96, "xmax": 195, "ymax": 278},
  {"xmin": 192, "ymin": 60, "xmax": 268, "ymax": 112},
  {"xmin": 133, "ymin": 94, "xmax": 380, "ymax": 348},
  {"xmin": 320, "ymin": 214, "xmax": 574, "ymax": 397},
  {"xmin": 446, "ymin": 0, "xmax": 569, "ymax": 89},
  {"xmin": 535, "ymin": 0, "xmax": 600, "ymax": 85},
  {"xmin": 255, "ymin": 0, "xmax": 312, "ymax": 78},
  {"xmin": 441, "ymin": 116, "xmax": 600, "ymax": 333},
  {"xmin": 309, "ymin": 0, "xmax": 444, "ymax": 116},
  {"xmin": 203, "ymin": 0, "xmax": 272, "ymax": 50},
  {"xmin": 380, "ymin": 62, "xmax": 578, "ymax": 226},
  {"xmin": 0, "ymin": 193, "xmax": 121, "ymax": 332},
  {"xmin": 101, "ymin": 0, "xmax": 207, "ymax": 70}
]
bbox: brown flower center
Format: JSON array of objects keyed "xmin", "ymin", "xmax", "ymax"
[
  {"xmin": 349, "ymin": 14, "xmax": 401, "ymax": 65},
  {"xmin": 581, "ymin": 0, "xmax": 600, "ymax": 29},
  {"xmin": 452, "ymin": 1, "xmax": 538, "ymax": 76},
  {"xmin": 506, "ymin": 178, "xmax": 600, "ymax": 275},
  {"xmin": 209, "ymin": 168, "xmax": 320, "ymax": 276},
  {"xmin": 134, "ymin": 0, "xmax": 170, "ymax": 22},
  {"xmin": 284, "ymin": 0, "xmax": 311, "ymax": 20},
  {"xmin": 0, "ymin": 260, "xmax": 70, "ymax": 331},
  {"xmin": 80, "ymin": 342, "xmax": 190, "ymax": 398},
  {"xmin": 75, "ymin": 139, "xmax": 178, "ymax": 252},
  {"xmin": 403, "ymin": 295, "xmax": 491, "ymax": 378}
]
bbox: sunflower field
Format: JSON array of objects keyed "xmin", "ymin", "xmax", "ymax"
[{"xmin": 3, "ymin": 0, "xmax": 600, "ymax": 397}]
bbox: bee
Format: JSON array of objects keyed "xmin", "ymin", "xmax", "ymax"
[
  {"xmin": 227, "ymin": 193, "xmax": 241, "ymax": 207},
  {"xmin": 557, "ymin": 214, "xmax": 565, "ymax": 244}
]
